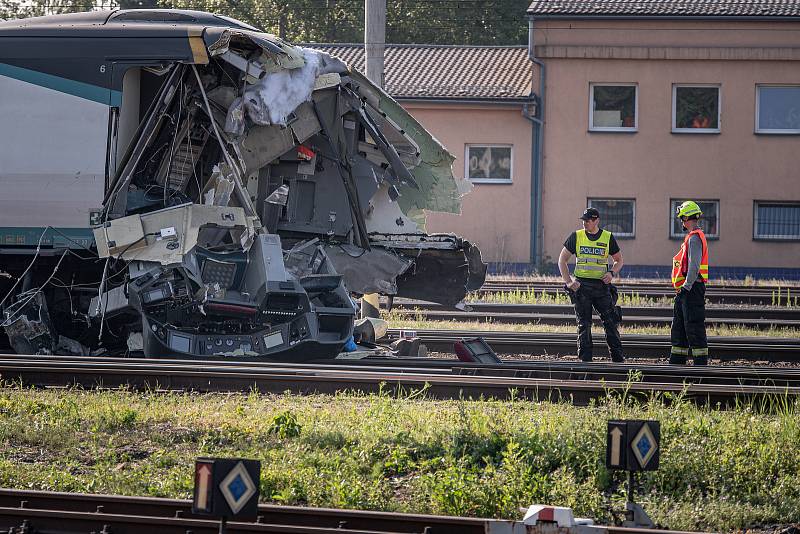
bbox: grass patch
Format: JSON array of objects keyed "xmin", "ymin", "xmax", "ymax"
[
  {"xmin": 487, "ymin": 274, "xmax": 800, "ymax": 288},
  {"xmin": 0, "ymin": 386, "xmax": 797, "ymax": 532},
  {"xmin": 383, "ymin": 310, "xmax": 800, "ymax": 339},
  {"xmin": 467, "ymin": 289, "xmax": 676, "ymax": 308}
]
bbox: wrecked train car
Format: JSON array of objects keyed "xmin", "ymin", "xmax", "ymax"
[{"xmin": 0, "ymin": 10, "xmax": 485, "ymax": 360}]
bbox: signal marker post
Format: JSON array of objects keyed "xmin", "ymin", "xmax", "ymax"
[
  {"xmin": 606, "ymin": 420, "xmax": 660, "ymax": 528},
  {"xmin": 193, "ymin": 458, "xmax": 261, "ymax": 534}
]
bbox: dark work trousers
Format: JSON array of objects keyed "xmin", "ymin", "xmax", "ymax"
[
  {"xmin": 670, "ymin": 282, "xmax": 708, "ymax": 365},
  {"xmin": 573, "ymin": 279, "xmax": 624, "ymax": 362}
]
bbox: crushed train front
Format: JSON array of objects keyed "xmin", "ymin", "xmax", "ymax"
[{"xmin": 1, "ymin": 11, "xmax": 486, "ymax": 360}]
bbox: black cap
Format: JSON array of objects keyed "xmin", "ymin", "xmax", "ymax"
[{"xmin": 579, "ymin": 208, "xmax": 600, "ymax": 220}]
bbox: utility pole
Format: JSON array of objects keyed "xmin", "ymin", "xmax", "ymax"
[
  {"xmin": 361, "ymin": 0, "xmax": 386, "ymax": 320},
  {"xmin": 364, "ymin": 0, "xmax": 386, "ymax": 88}
]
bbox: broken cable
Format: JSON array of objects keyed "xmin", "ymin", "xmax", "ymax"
[
  {"xmin": 190, "ymin": 65, "xmax": 259, "ymax": 221},
  {"xmin": 1, "ymin": 250, "xmax": 69, "ymax": 328}
]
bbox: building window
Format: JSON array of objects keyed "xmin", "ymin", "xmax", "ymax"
[
  {"xmin": 672, "ymin": 85, "xmax": 720, "ymax": 133},
  {"xmin": 588, "ymin": 199, "xmax": 635, "ymax": 238},
  {"xmin": 754, "ymin": 202, "xmax": 800, "ymax": 240},
  {"xmin": 465, "ymin": 145, "xmax": 512, "ymax": 183},
  {"xmin": 590, "ymin": 84, "xmax": 637, "ymax": 132},
  {"xmin": 670, "ymin": 199, "xmax": 720, "ymax": 239},
  {"xmin": 756, "ymin": 85, "xmax": 800, "ymax": 134}
]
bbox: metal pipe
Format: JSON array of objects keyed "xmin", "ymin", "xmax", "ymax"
[
  {"xmin": 524, "ymin": 16, "xmax": 546, "ymax": 269},
  {"xmin": 364, "ymin": 0, "xmax": 386, "ymax": 88}
]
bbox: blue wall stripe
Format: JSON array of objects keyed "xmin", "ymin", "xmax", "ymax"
[{"xmin": 0, "ymin": 62, "xmax": 121, "ymax": 106}]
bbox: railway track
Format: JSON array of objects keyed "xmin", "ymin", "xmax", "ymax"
[
  {"xmin": 0, "ymin": 489, "xmax": 703, "ymax": 534},
  {"xmin": 384, "ymin": 328, "xmax": 800, "ymax": 361},
  {"xmin": 389, "ymin": 302, "xmax": 800, "ymax": 330},
  {"xmin": 476, "ymin": 280, "xmax": 800, "ymax": 306},
  {"xmin": 0, "ymin": 353, "xmax": 798, "ymax": 406}
]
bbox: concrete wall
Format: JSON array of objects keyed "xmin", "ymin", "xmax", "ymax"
[
  {"xmin": 533, "ymin": 19, "xmax": 800, "ymax": 270},
  {"xmin": 401, "ymin": 102, "xmax": 533, "ymax": 264}
]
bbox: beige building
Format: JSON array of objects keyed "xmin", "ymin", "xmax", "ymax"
[
  {"xmin": 527, "ymin": 0, "xmax": 800, "ymax": 278},
  {"xmin": 316, "ymin": 3, "xmax": 800, "ymax": 278},
  {"xmin": 311, "ymin": 44, "xmax": 535, "ymax": 266}
]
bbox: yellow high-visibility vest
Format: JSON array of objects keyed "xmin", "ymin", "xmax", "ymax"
[{"xmin": 574, "ymin": 229, "xmax": 611, "ymax": 279}]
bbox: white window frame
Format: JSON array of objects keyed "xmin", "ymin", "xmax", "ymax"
[
  {"xmin": 755, "ymin": 84, "xmax": 800, "ymax": 135},
  {"xmin": 587, "ymin": 198, "xmax": 636, "ymax": 238},
  {"xmin": 672, "ymin": 84, "xmax": 721, "ymax": 134},
  {"xmin": 464, "ymin": 144, "xmax": 513, "ymax": 184},
  {"xmin": 669, "ymin": 199, "xmax": 720, "ymax": 239},
  {"xmin": 753, "ymin": 201, "xmax": 800, "ymax": 241},
  {"xmin": 589, "ymin": 83, "xmax": 638, "ymax": 132}
]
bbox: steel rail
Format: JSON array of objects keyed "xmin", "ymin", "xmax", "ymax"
[
  {"xmin": 0, "ymin": 489, "xmax": 704, "ymax": 534},
  {"xmin": 389, "ymin": 307, "xmax": 800, "ymax": 330},
  {"xmin": 385, "ymin": 328, "xmax": 800, "ymax": 361},
  {"xmin": 0, "ymin": 354, "xmax": 797, "ymax": 406},
  {"xmin": 0, "ymin": 489, "xmax": 496, "ymax": 534},
  {"xmin": 483, "ymin": 278, "xmax": 798, "ymax": 293},
  {"xmin": 393, "ymin": 301, "xmax": 799, "ymax": 320},
  {"xmin": 0, "ymin": 506, "xmax": 402, "ymax": 534},
  {"xmin": 324, "ymin": 357, "xmax": 800, "ymax": 387}
]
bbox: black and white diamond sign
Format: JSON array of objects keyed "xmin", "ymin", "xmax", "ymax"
[
  {"xmin": 631, "ymin": 422, "xmax": 658, "ymax": 469},
  {"xmin": 192, "ymin": 458, "xmax": 261, "ymax": 519},
  {"xmin": 220, "ymin": 461, "xmax": 258, "ymax": 514},
  {"xmin": 606, "ymin": 420, "xmax": 660, "ymax": 472}
]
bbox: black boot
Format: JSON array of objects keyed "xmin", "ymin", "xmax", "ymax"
[{"xmin": 669, "ymin": 355, "xmax": 687, "ymax": 365}]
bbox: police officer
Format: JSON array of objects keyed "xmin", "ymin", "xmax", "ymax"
[
  {"xmin": 670, "ymin": 201, "xmax": 709, "ymax": 365},
  {"xmin": 558, "ymin": 208, "xmax": 624, "ymax": 362}
]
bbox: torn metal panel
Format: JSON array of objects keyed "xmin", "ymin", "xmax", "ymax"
[
  {"xmin": 240, "ymin": 123, "xmax": 296, "ymax": 173},
  {"xmin": 325, "ymin": 245, "xmax": 413, "ymax": 295},
  {"xmin": 348, "ymin": 70, "xmax": 472, "ymax": 219},
  {"xmin": 94, "ymin": 204, "xmax": 258, "ymax": 264},
  {"xmin": 368, "ymin": 234, "xmax": 487, "ymax": 307},
  {"xmin": 364, "ymin": 182, "xmax": 420, "ymax": 234},
  {"xmin": 2, "ymin": 291, "xmax": 56, "ymax": 355}
]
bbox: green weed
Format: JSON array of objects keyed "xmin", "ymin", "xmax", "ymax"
[{"xmin": 0, "ymin": 387, "xmax": 797, "ymax": 532}]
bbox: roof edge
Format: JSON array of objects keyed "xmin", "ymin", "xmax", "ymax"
[
  {"xmin": 302, "ymin": 43, "xmax": 528, "ymax": 49},
  {"xmin": 527, "ymin": 13, "xmax": 800, "ymax": 22},
  {"xmin": 397, "ymin": 95, "xmax": 533, "ymax": 104}
]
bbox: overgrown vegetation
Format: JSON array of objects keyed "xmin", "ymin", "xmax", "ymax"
[
  {"xmin": 0, "ymin": 386, "xmax": 797, "ymax": 532},
  {"xmin": 468, "ymin": 289, "xmax": 676, "ymax": 307}
]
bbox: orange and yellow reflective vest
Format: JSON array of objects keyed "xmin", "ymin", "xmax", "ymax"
[{"xmin": 671, "ymin": 228, "xmax": 709, "ymax": 290}]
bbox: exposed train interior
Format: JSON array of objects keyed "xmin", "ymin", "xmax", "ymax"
[{"xmin": 0, "ymin": 25, "xmax": 485, "ymax": 360}]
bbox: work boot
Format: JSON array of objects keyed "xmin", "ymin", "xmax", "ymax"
[
  {"xmin": 669, "ymin": 355, "xmax": 687, "ymax": 365},
  {"xmin": 694, "ymin": 357, "xmax": 708, "ymax": 366},
  {"xmin": 611, "ymin": 354, "xmax": 625, "ymax": 363},
  {"xmin": 579, "ymin": 354, "xmax": 593, "ymax": 363}
]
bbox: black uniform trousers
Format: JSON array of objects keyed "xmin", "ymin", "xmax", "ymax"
[
  {"xmin": 670, "ymin": 282, "xmax": 708, "ymax": 365},
  {"xmin": 572, "ymin": 279, "xmax": 624, "ymax": 362}
]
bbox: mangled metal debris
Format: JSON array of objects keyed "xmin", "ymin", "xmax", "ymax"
[{"xmin": 0, "ymin": 10, "xmax": 486, "ymax": 361}]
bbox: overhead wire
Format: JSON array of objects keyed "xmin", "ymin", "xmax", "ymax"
[
  {"xmin": 0, "ymin": 249, "xmax": 69, "ymax": 328},
  {"xmin": 0, "ymin": 226, "xmax": 50, "ymax": 309}
]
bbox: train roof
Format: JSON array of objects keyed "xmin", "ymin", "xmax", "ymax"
[{"xmin": 0, "ymin": 9, "xmax": 260, "ymax": 37}]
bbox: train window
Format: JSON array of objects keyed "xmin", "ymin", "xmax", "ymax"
[
  {"xmin": 670, "ymin": 199, "xmax": 719, "ymax": 239},
  {"xmin": 590, "ymin": 83, "xmax": 638, "ymax": 132}
]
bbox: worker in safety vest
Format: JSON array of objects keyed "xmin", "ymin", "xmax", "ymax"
[
  {"xmin": 558, "ymin": 207, "xmax": 624, "ymax": 363},
  {"xmin": 670, "ymin": 200, "xmax": 710, "ymax": 365}
]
